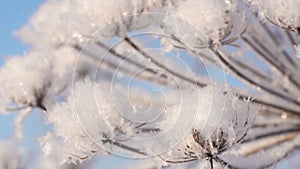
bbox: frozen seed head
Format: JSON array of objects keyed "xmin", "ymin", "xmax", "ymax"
[
  {"xmin": 164, "ymin": 0, "xmax": 237, "ymax": 47},
  {"xmin": 248, "ymin": 0, "xmax": 300, "ymax": 32},
  {"xmin": 169, "ymin": 86, "xmax": 256, "ymax": 159},
  {"xmin": 0, "ymin": 53, "xmax": 51, "ymax": 108}
]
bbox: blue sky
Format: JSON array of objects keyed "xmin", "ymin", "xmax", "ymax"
[{"xmin": 0, "ymin": 0, "xmax": 45, "ymax": 59}]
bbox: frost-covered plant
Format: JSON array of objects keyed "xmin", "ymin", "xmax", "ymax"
[
  {"xmin": 0, "ymin": 141, "xmax": 24, "ymax": 169},
  {"xmin": 0, "ymin": 53, "xmax": 51, "ymax": 109},
  {"xmin": 1, "ymin": 0, "xmax": 300, "ymax": 169},
  {"xmin": 158, "ymin": 86, "xmax": 256, "ymax": 168},
  {"xmin": 40, "ymin": 80, "xmax": 256, "ymax": 167},
  {"xmin": 163, "ymin": 0, "xmax": 238, "ymax": 47},
  {"xmin": 41, "ymin": 80, "xmax": 179, "ymax": 162},
  {"xmin": 247, "ymin": 0, "xmax": 300, "ymax": 33}
]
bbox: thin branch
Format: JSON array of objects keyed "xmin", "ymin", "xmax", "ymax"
[
  {"xmin": 213, "ymin": 156, "xmax": 239, "ymax": 169},
  {"xmin": 285, "ymin": 30, "xmax": 297, "ymax": 45},
  {"xmin": 244, "ymin": 96, "xmax": 300, "ymax": 117},
  {"xmin": 257, "ymin": 145, "xmax": 300, "ymax": 169},
  {"xmin": 242, "ymin": 36, "xmax": 286, "ymax": 74},
  {"xmin": 252, "ymin": 123, "xmax": 300, "ymax": 129},
  {"xmin": 73, "ymin": 44, "xmax": 176, "ymax": 88},
  {"xmin": 169, "ymin": 34, "xmax": 300, "ymax": 116},
  {"xmin": 95, "ymin": 41, "xmax": 159, "ymax": 75},
  {"xmin": 158, "ymin": 155, "xmax": 198, "ymax": 164},
  {"xmin": 261, "ymin": 23, "xmax": 296, "ymax": 69},
  {"xmin": 229, "ymin": 57, "xmax": 271, "ymax": 81},
  {"xmin": 102, "ymin": 139, "xmax": 147, "ymax": 155},
  {"xmin": 5, "ymin": 105, "xmax": 30, "ymax": 112},
  {"xmin": 243, "ymin": 35, "xmax": 300, "ymax": 91},
  {"xmin": 124, "ymin": 37, "xmax": 207, "ymax": 87},
  {"xmin": 243, "ymin": 128, "xmax": 300, "ymax": 143},
  {"xmin": 215, "ymin": 142, "xmax": 300, "ymax": 169},
  {"xmin": 227, "ymin": 55, "xmax": 292, "ymax": 94},
  {"xmin": 137, "ymin": 127, "xmax": 161, "ymax": 133},
  {"xmin": 211, "ymin": 47, "xmax": 300, "ymax": 108},
  {"xmin": 242, "ymin": 133, "xmax": 298, "ymax": 156},
  {"xmin": 14, "ymin": 106, "xmax": 33, "ymax": 140},
  {"xmin": 209, "ymin": 155, "xmax": 214, "ymax": 169}
]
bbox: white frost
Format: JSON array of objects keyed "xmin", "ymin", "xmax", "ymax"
[
  {"xmin": 247, "ymin": 0, "xmax": 300, "ymax": 31},
  {"xmin": 0, "ymin": 53, "xmax": 51, "ymax": 107},
  {"xmin": 164, "ymin": 0, "xmax": 237, "ymax": 47}
]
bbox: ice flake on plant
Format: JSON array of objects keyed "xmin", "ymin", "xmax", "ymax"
[
  {"xmin": 0, "ymin": 141, "xmax": 24, "ymax": 168},
  {"xmin": 41, "ymin": 99, "xmax": 100, "ymax": 164},
  {"xmin": 248, "ymin": 0, "xmax": 300, "ymax": 32},
  {"xmin": 164, "ymin": 0, "xmax": 237, "ymax": 47},
  {"xmin": 164, "ymin": 85, "xmax": 256, "ymax": 161},
  {"xmin": 0, "ymin": 53, "xmax": 51, "ymax": 107}
]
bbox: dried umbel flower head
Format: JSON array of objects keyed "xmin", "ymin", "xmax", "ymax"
[
  {"xmin": 0, "ymin": 53, "xmax": 51, "ymax": 109},
  {"xmin": 248, "ymin": 0, "xmax": 300, "ymax": 33},
  {"xmin": 162, "ymin": 86, "xmax": 256, "ymax": 165},
  {"xmin": 163, "ymin": 0, "xmax": 238, "ymax": 48},
  {"xmin": 180, "ymin": 112, "xmax": 254, "ymax": 161}
]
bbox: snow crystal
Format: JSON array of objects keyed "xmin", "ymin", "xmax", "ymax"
[
  {"xmin": 164, "ymin": 85, "xmax": 257, "ymax": 160},
  {"xmin": 0, "ymin": 53, "xmax": 51, "ymax": 107},
  {"xmin": 248, "ymin": 0, "xmax": 300, "ymax": 31},
  {"xmin": 0, "ymin": 140, "xmax": 24, "ymax": 169},
  {"xmin": 164, "ymin": 0, "xmax": 237, "ymax": 47}
]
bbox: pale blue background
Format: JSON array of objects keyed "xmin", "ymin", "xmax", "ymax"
[{"xmin": 0, "ymin": 1, "xmax": 296, "ymax": 168}]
